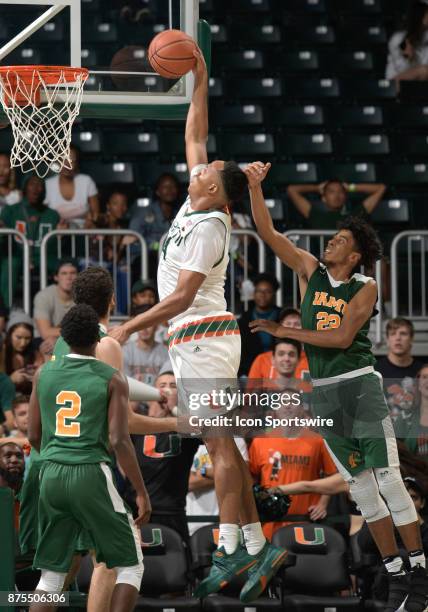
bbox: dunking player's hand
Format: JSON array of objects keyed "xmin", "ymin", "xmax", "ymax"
[
  {"xmin": 109, "ymin": 324, "xmax": 130, "ymax": 345},
  {"xmin": 244, "ymin": 161, "xmax": 271, "ymax": 188},
  {"xmin": 249, "ymin": 319, "xmax": 289, "ymax": 337},
  {"xmin": 192, "ymin": 46, "xmax": 207, "ymax": 81}
]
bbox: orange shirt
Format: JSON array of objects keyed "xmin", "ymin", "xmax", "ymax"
[
  {"xmin": 249, "ymin": 431, "xmax": 337, "ymax": 540},
  {"xmin": 248, "ymin": 350, "xmax": 310, "ymax": 382}
]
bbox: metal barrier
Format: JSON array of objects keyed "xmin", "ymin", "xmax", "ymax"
[
  {"xmin": 391, "ymin": 231, "xmax": 428, "ymax": 320},
  {"xmin": 0, "ymin": 228, "xmax": 31, "ymax": 314},
  {"xmin": 159, "ymin": 229, "xmax": 266, "ymax": 313},
  {"xmin": 40, "ymin": 229, "xmax": 148, "ymax": 317},
  {"xmin": 275, "ymin": 230, "xmax": 383, "ymax": 345}
]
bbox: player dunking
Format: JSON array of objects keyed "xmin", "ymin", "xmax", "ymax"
[
  {"xmin": 110, "ymin": 49, "xmax": 287, "ymax": 603},
  {"xmin": 28, "ymin": 304, "xmax": 146, "ymax": 612},
  {"xmin": 247, "ymin": 161, "xmax": 428, "ymax": 612}
]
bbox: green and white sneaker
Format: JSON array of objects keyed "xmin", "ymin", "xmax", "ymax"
[
  {"xmin": 239, "ymin": 542, "xmax": 288, "ymax": 603},
  {"xmin": 194, "ymin": 545, "xmax": 258, "ymax": 598}
]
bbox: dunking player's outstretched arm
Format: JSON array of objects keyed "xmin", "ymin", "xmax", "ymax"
[
  {"xmin": 245, "ymin": 162, "xmax": 319, "ymax": 294},
  {"xmin": 185, "ymin": 48, "xmax": 208, "ymax": 171},
  {"xmin": 250, "ymin": 278, "xmax": 377, "ymax": 350}
]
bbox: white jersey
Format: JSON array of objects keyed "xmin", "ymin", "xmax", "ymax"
[{"xmin": 157, "ymin": 166, "xmax": 232, "ymax": 331}]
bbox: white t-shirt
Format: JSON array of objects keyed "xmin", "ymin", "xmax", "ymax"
[
  {"xmin": 45, "ymin": 173, "xmax": 97, "ymax": 225},
  {"xmin": 157, "ymin": 165, "xmax": 231, "ymax": 330},
  {"xmin": 385, "ymin": 30, "xmax": 428, "ymax": 79},
  {"xmin": 0, "ymin": 189, "xmax": 21, "ymax": 209},
  {"xmin": 186, "ymin": 439, "xmax": 249, "ymax": 535}
]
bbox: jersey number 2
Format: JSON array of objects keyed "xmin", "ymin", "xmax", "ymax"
[
  {"xmin": 316, "ymin": 312, "xmax": 341, "ymax": 330},
  {"xmin": 55, "ymin": 391, "xmax": 81, "ymax": 437}
]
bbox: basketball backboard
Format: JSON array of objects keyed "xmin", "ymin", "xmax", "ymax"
[{"xmin": 0, "ymin": 0, "xmax": 210, "ymax": 120}]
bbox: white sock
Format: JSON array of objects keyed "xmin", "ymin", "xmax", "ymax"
[
  {"xmin": 242, "ymin": 522, "xmax": 266, "ymax": 555},
  {"xmin": 409, "ymin": 550, "xmax": 426, "ymax": 569},
  {"xmin": 218, "ymin": 523, "xmax": 239, "ymax": 554},
  {"xmin": 383, "ymin": 555, "xmax": 405, "ymax": 575}
]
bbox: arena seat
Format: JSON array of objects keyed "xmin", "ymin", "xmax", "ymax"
[
  {"xmin": 272, "ymin": 523, "xmax": 362, "ymax": 610},
  {"xmin": 336, "ymin": 133, "xmax": 390, "ymax": 157},
  {"xmin": 219, "ymin": 133, "xmax": 275, "ymax": 157},
  {"xmin": 283, "ymin": 0, "xmax": 327, "ymax": 14},
  {"xmin": 380, "ymin": 162, "xmax": 428, "ymax": 186},
  {"xmin": 160, "ymin": 133, "xmax": 216, "ymax": 157},
  {"xmin": 81, "ymin": 161, "xmax": 134, "ymax": 184},
  {"xmin": 265, "ymin": 162, "xmax": 318, "ymax": 186},
  {"xmin": 333, "ymin": 0, "xmax": 382, "ymax": 15},
  {"xmin": 209, "ymin": 77, "xmax": 224, "ymax": 98},
  {"xmin": 231, "ymin": 24, "xmax": 281, "ymax": 45},
  {"xmin": 394, "ymin": 104, "xmax": 428, "ymax": 128},
  {"xmin": 393, "ymin": 133, "xmax": 428, "ymax": 157},
  {"xmin": 216, "ymin": 50, "xmax": 264, "ymax": 71},
  {"xmin": 216, "ymin": 0, "xmax": 271, "ymax": 13},
  {"xmin": 104, "ymin": 131, "xmax": 159, "ymax": 156},
  {"xmin": 329, "ymin": 105, "xmax": 384, "ymax": 128},
  {"xmin": 33, "ymin": 19, "xmax": 64, "ymax": 42},
  {"xmin": 284, "ymin": 24, "xmax": 336, "ymax": 45},
  {"xmin": 341, "ymin": 78, "xmax": 396, "ymax": 101},
  {"xmin": 279, "ymin": 50, "xmax": 320, "ymax": 72},
  {"xmin": 72, "ymin": 129, "xmax": 102, "ymax": 154},
  {"xmin": 321, "ymin": 50, "xmax": 374, "ymax": 73},
  {"xmin": 339, "ymin": 24, "xmax": 387, "ymax": 48},
  {"xmin": 82, "ymin": 21, "xmax": 118, "ymax": 43},
  {"xmin": 370, "ymin": 199, "xmax": 411, "ymax": 226},
  {"xmin": 229, "ymin": 77, "xmax": 282, "ymax": 99},
  {"xmin": 212, "ymin": 104, "xmax": 264, "ymax": 126},
  {"xmin": 282, "ymin": 77, "xmax": 340, "ymax": 100},
  {"xmin": 317, "ymin": 161, "xmax": 377, "ymax": 183},
  {"xmin": 270, "ymin": 105, "xmax": 325, "ymax": 128},
  {"xmin": 278, "ymin": 133, "xmax": 333, "ymax": 157},
  {"xmin": 209, "ymin": 24, "xmax": 228, "ymax": 44},
  {"xmin": 135, "ymin": 523, "xmax": 200, "ymax": 610}
]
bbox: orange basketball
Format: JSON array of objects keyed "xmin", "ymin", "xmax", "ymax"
[{"xmin": 148, "ymin": 29, "xmax": 197, "ymax": 79}]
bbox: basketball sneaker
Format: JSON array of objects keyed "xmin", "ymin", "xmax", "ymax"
[
  {"xmin": 384, "ymin": 571, "xmax": 409, "ymax": 612},
  {"xmin": 406, "ymin": 565, "xmax": 428, "ymax": 612},
  {"xmin": 194, "ymin": 545, "xmax": 258, "ymax": 598},
  {"xmin": 239, "ymin": 542, "xmax": 288, "ymax": 603}
]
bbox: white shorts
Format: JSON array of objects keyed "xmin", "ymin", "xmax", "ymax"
[{"xmin": 168, "ymin": 314, "xmax": 241, "ymax": 420}]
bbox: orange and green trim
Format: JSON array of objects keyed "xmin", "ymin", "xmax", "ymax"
[{"xmin": 168, "ymin": 315, "xmax": 239, "ymax": 348}]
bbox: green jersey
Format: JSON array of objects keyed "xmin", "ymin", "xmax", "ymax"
[
  {"xmin": 301, "ymin": 264, "xmax": 375, "ymax": 379},
  {"xmin": 37, "ymin": 355, "xmax": 116, "ymax": 464},
  {"xmin": 52, "ymin": 324, "xmax": 107, "ymax": 360}
]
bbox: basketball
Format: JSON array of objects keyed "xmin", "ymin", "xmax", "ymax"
[{"xmin": 148, "ymin": 29, "xmax": 197, "ymax": 79}]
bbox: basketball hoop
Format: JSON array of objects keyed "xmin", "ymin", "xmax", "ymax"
[{"xmin": 0, "ymin": 66, "xmax": 88, "ymax": 178}]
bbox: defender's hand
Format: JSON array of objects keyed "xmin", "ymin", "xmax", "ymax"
[
  {"xmin": 109, "ymin": 325, "xmax": 130, "ymax": 345},
  {"xmin": 249, "ymin": 319, "xmax": 287, "ymax": 337},
  {"xmin": 244, "ymin": 162, "xmax": 271, "ymax": 188}
]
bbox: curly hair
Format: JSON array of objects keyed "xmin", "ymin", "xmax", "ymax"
[
  {"xmin": 220, "ymin": 161, "xmax": 249, "ymax": 203},
  {"xmin": 338, "ymin": 216, "xmax": 383, "ymax": 269},
  {"xmin": 61, "ymin": 304, "xmax": 100, "ymax": 349},
  {"xmin": 72, "ymin": 267, "xmax": 113, "ymax": 318}
]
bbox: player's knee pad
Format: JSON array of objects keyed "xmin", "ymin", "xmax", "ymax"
[
  {"xmin": 115, "ymin": 561, "xmax": 144, "ymax": 591},
  {"xmin": 37, "ymin": 569, "xmax": 67, "ymax": 593},
  {"xmin": 348, "ymin": 469, "xmax": 390, "ymax": 523},
  {"xmin": 374, "ymin": 466, "xmax": 418, "ymax": 526}
]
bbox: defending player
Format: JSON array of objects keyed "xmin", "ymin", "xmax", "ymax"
[
  {"xmin": 110, "ymin": 50, "xmax": 288, "ymax": 603},
  {"xmin": 28, "ymin": 304, "xmax": 146, "ymax": 612},
  {"xmin": 247, "ymin": 161, "xmax": 428, "ymax": 612}
]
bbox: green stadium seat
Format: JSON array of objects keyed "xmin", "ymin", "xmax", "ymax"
[
  {"xmin": 228, "ymin": 77, "xmax": 282, "ymax": 98},
  {"xmin": 232, "ymin": 24, "xmax": 281, "ymax": 45},
  {"xmin": 210, "ymin": 24, "xmax": 228, "ymax": 43},
  {"xmin": 82, "ymin": 0, "xmax": 99, "ymax": 11},
  {"xmin": 82, "ymin": 161, "xmax": 134, "ymax": 184},
  {"xmin": 103, "ymin": 131, "xmax": 159, "ymax": 155},
  {"xmin": 33, "ymin": 19, "xmax": 64, "ymax": 42},
  {"xmin": 209, "ymin": 78, "xmax": 224, "ymax": 98},
  {"xmin": 371, "ymin": 199, "xmax": 410, "ymax": 224},
  {"xmin": 278, "ymin": 133, "xmax": 333, "ymax": 156},
  {"xmin": 271, "ymin": 105, "xmax": 325, "ymax": 127},
  {"xmin": 394, "ymin": 134, "xmax": 428, "ymax": 157},
  {"xmin": 284, "ymin": 0, "xmax": 326, "ymax": 13},
  {"xmin": 72, "ymin": 130, "xmax": 102, "ymax": 154},
  {"xmin": 81, "ymin": 74, "xmax": 102, "ymax": 92},
  {"xmin": 212, "ymin": 104, "xmax": 264, "ymax": 126},
  {"xmin": 337, "ymin": 133, "xmax": 390, "ymax": 156},
  {"xmin": 83, "ymin": 22, "xmax": 118, "ymax": 43},
  {"xmin": 265, "ymin": 162, "xmax": 318, "ymax": 186},
  {"xmin": 219, "ymin": 133, "xmax": 275, "ymax": 157},
  {"xmin": 283, "ymin": 77, "xmax": 340, "ymax": 99},
  {"xmin": 287, "ymin": 24, "xmax": 335, "ymax": 45},
  {"xmin": 317, "ymin": 162, "xmax": 377, "ymax": 183},
  {"xmin": 342, "ymin": 78, "xmax": 396, "ymax": 100},
  {"xmin": 335, "ymin": 51, "xmax": 374, "ymax": 72},
  {"xmin": 216, "ymin": 50, "xmax": 264, "ymax": 71},
  {"xmin": 160, "ymin": 133, "xmax": 216, "ymax": 156},
  {"xmin": 333, "ymin": 0, "xmax": 381, "ymax": 14},
  {"xmin": 329, "ymin": 106, "xmax": 384, "ymax": 128},
  {"xmin": 264, "ymin": 198, "xmax": 285, "ymax": 221},
  {"xmin": 218, "ymin": 0, "xmax": 271, "ymax": 12},
  {"xmin": 8, "ymin": 47, "xmax": 42, "ymax": 65},
  {"xmin": 340, "ymin": 24, "xmax": 387, "ymax": 47},
  {"xmin": 81, "ymin": 48, "xmax": 98, "ymax": 69},
  {"xmin": 395, "ymin": 105, "xmax": 428, "ymax": 128},
  {"xmin": 281, "ymin": 50, "xmax": 319, "ymax": 72},
  {"xmin": 380, "ymin": 163, "xmax": 428, "ymax": 186},
  {"xmin": 199, "ymin": 0, "xmax": 213, "ymax": 12}
]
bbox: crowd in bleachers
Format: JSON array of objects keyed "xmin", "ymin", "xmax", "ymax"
[{"xmin": 1, "ymin": 0, "xmax": 428, "ymax": 607}]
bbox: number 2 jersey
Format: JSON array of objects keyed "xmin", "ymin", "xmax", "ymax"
[
  {"xmin": 300, "ymin": 264, "xmax": 375, "ymax": 379},
  {"xmin": 36, "ymin": 355, "xmax": 116, "ymax": 464}
]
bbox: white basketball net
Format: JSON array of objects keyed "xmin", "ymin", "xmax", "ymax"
[{"xmin": 0, "ymin": 67, "xmax": 88, "ymax": 178}]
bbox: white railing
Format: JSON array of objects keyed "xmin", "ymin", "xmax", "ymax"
[
  {"xmin": 275, "ymin": 230, "xmax": 383, "ymax": 345},
  {"xmin": 39, "ymin": 229, "xmax": 148, "ymax": 317},
  {"xmin": 0, "ymin": 229, "xmax": 31, "ymax": 314},
  {"xmin": 391, "ymin": 231, "xmax": 428, "ymax": 320}
]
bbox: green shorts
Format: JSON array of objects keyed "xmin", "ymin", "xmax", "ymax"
[
  {"xmin": 312, "ymin": 372, "xmax": 399, "ymax": 478},
  {"xmin": 19, "ymin": 460, "xmax": 94, "ymax": 555},
  {"xmin": 33, "ymin": 461, "xmax": 142, "ymax": 572}
]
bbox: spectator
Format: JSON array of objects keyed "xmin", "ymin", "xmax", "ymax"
[
  {"xmin": 0, "ymin": 176, "xmax": 60, "ymax": 306},
  {"xmin": 33, "ymin": 258, "xmax": 77, "ymax": 343},
  {"xmin": 122, "ymin": 304, "xmax": 168, "ymax": 386},
  {"xmin": 395, "ymin": 364, "xmax": 428, "ymax": 462},
  {"xmin": 248, "ymin": 338, "xmax": 302, "ymax": 393},
  {"xmin": 8, "ymin": 395, "xmax": 29, "ymax": 440},
  {"xmin": 125, "ymin": 367, "xmax": 200, "ymax": 545},
  {"xmin": 386, "ymin": 0, "xmax": 428, "ymax": 82},
  {"xmin": 0, "ymin": 312, "xmax": 42, "ymax": 395},
  {"xmin": 248, "ymin": 308, "xmax": 310, "ymax": 383},
  {"xmin": 249, "ymin": 395, "xmax": 337, "ymax": 540},
  {"xmin": 131, "ymin": 280, "xmax": 157, "ymax": 309},
  {"xmin": 129, "ymin": 173, "xmax": 180, "ymax": 276},
  {"xmin": 0, "ymin": 153, "xmax": 21, "ymax": 209},
  {"xmin": 0, "ymin": 292, "xmax": 7, "ymax": 334},
  {"xmin": 0, "ymin": 371, "xmax": 15, "ymax": 431},
  {"xmin": 186, "ymin": 438, "xmax": 249, "ymax": 536},
  {"xmin": 287, "ymin": 180, "xmax": 386, "ymax": 230},
  {"xmin": 375, "ymin": 318, "xmax": 424, "ymax": 421},
  {"xmin": 44, "ymin": 144, "xmax": 99, "ymax": 227},
  {"xmin": 238, "ymin": 273, "xmax": 281, "ymax": 376},
  {"xmin": 0, "ymin": 442, "xmax": 25, "ymax": 530}
]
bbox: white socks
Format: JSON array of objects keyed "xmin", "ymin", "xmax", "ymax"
[
  {"xmin": 242, "ymin": 522, "xmax": 266, "ymax": 556},
  {"xmin": 218, "ymin": 523, "xmax": 239, "ymax": 554},
  {"xmin": 409, "ymin": 550, "xmax": 426, "ymax": 569}
]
